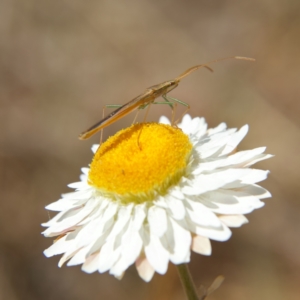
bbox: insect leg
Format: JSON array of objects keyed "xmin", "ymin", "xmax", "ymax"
[
  {"xmin": 151, "ymin": 102, "xmax": 174, "ymax": 110},
  {"xmin": 132, "ymin": 109, "xmax": 140, "ymax": 125},
  {"xmin": 161, "ymin": 95, "xmax": 179, "ymax": 125},
  {"xmin": 163, "ymin": 94, "xmax": 190, "ymax": 126},
  {"xmin": 137, "ymin": 102, "xmax": 152, "ymax": 149},
  {"xmin": 133, "ymin": 103, "xmax": 156, "ymax": 124},
  {"xmin": 161, "ymin": 95, "xmax": 175, "ymax": 109}
]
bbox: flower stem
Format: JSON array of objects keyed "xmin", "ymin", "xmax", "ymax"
[{"xmin": 176, "ymin": 264, "xmax": 199, "ymax": 300}]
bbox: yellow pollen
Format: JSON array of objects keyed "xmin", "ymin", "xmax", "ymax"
[{"xmin": 88, "ymin": 123, "xmax": 192, "ymax": 204}]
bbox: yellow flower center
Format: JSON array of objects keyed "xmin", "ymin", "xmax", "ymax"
[{"xmin": 88, "ymin": 123, "xmax": 192, "ymax": 204}]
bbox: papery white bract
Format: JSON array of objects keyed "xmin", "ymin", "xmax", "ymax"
[{"xmin": 42, "ymin": 115, "xmax": 272, "ymax": 282}]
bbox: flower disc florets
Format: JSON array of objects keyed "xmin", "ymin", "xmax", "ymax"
[
  {"xmin": 42, "ymin": 115, "xmax": 272, "ymax": 282},
  {"xmin": 88, "ymin": 123, "xmax": 192, "ymax": 204}
]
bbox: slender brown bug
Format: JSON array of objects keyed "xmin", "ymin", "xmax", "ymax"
[{"xmin": 79, "ymin": 56, "xmax": 254, "ymax": 140}]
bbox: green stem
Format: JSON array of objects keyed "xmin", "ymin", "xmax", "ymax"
[{"xmin": 176, "ymin": 264, "xmax": 199, "ymax": 300}]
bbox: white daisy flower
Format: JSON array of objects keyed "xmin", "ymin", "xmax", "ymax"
[{"xmin": 42, "ymin": 115, "xmax": 272, "ymax": 282}]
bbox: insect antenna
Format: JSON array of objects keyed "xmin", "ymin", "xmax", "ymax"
[{"xmin": 175, "ymin": 56, "xmax": 255, "ymax": 81}]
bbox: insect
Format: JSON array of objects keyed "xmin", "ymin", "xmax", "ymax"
[{"xmin": 79, "ymin": 56, "xmax": 254, "ymax": 140}]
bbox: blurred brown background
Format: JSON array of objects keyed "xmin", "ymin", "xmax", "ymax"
[{"xmin": 0, "ymin": 0, "xmax": 299, "ymax": 299}]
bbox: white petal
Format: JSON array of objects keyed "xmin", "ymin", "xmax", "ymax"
[
  {"xmin": 85, "ymin": 231, "xmax": 112, "ymax": 258},
  {"xmin": 193, "ymin": 148, "xmax": 269, "ymax": 175},
  {"xmin": 162, "ymin": 218, "xmax": 191, "ymax": 264},
  {"xmin": 164, "ymin": 196, "xmax": 185, "ymax": 220},
  {"xmin": 61, "ymin": 189, "xmax": 92, "ymax": 200},
  {"xmin": 183, "ymin": 169, "xmax": 253, "ymax": 195},
  {"xmin": 182, "ymin": 217, "xmax": 232, "ymax": 241},
  {"xmin": 98, "ymin": 237, "xmax": 122, "ymax": 273},
  {"xmin": 142, "ymin": 227, "xmax": 169, "ymax": 274},
  {"xmin": 244, "ymin": 154, "xmax": 274, "ymax": 167},
  {"xmin": 190, "ymin": 117, "xmax": 207, "ymax": 137},
  {"xmin": 192, "ymin": 235, "xmax": 211, "ymax": 255},
  {"xmin": 45, "ymin": 198, "xmax": 84, "ymax": 212},
  {"xmin": 194, "ymin": 225, "xmax": 231, "ymax": 241},
  {"xmin": 91, "ymin": 144, "xmax": 99, "ymax": 153},
  {"xmin": 74, "ymin": 201, "xmax": 118, "ymax": 250},
  {"xmin": 221, "ymin": 125, "xmax": 248, "ymax": 155},
  {"xmin": 79, "ymin": 174, "xmax": 88, "ymax": 182},
  {"xmin": 170, "ymin": 188, "xmax": 185, "ymax": 200},
  {"xmin": 221, "ymin": 147, "xmax": 269, "ymax": 167},
  {"xmin": 148, "ymin": 206, "xmax": 167, "ymax": 237},
  {"xmin": 114, "ymin": 272, "xmax": 125, "ymax": 280},
  {"xmin": 81, "ymin": 252, "xmax": 99, "ymax": 273},
  {"xmin": 196, "ymin": 134, "xmax": 234, "ymax": 159},
  {"xmin": 239, "ymin": 184, "xmax": 271, "ymax": 199},
  {"xmin": 67, "ymin": 181, "xmax": 87, "ymax": 189},
  {"xmin": 81, "ymin": 168, "xmax": 90, "ymax": 175},
  {"xmin": 132, "ymin": 204, "xmax": 147, "ymax": 229},
  {"xmin": 42, "ymin": 208, "xmax": 81, "ymax": 231},
  {"xmin": 207, "ymin": 122, "xmax": 227, "ymax": 134},
  {"xmin": 58, "ymin": 250, "xmax": 80, "ymax": 267},
  {"xmin": 67, "ymin": 246, "xmax": 91, "ymax": 266},
  {"xmin": 110, "ymin": 229, "xmax": 142, "ymax": 276},
  {"xmin": 106, "ymin": 204, "xmax": 133, "ymax": 240},
  {"xmin": 200, "ymin": 190, "xmax": 264, "ymax": 214},
  {"xmin": 109, "ymin": 209, "xmax": 145, "ymax": 276},
  {"xmin": 44, "ymin": 235, "xmax": 71, "ymax": 257},
  {"xmin": 43, "ymin": 198, "xmax": 102, "ymax": 235},
  {"xmin": 135, "ymin": 256, "xmax": 155, "ymax": 282},
  {"xmin": 219, "ymin": 215, "xmax": 248, "ymax": 227},
  {"xmin": 77, "ymin": 199, "xmax": 108, "ymax": 226},
  {"xmin": 240, "ymin": 169, "xmax": 270, "ymax": 184},
  {"xmin": 179, "ymin": 116, "xmax": 207, "ymax": 139},
  {"xmin": 186, "ymin": 201, "xmax": 223, "ymax": 228},
  {"xmin": 45, "ymin": 190, "xmax": 92, "ymax": 212},
  {"xmin": 159, "ymin": 115, "xmax": 171, "ymax": 125},
  {"xmin": 178, "ymin": 114, "xmax": 192, "ymax": 131}
]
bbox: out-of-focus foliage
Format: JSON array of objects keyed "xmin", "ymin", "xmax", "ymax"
[{"xmin": 0, "ymin": 0, "xmax": 299, "ymax": 299}]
